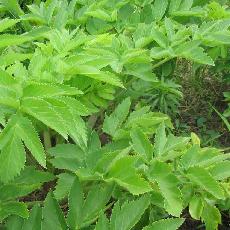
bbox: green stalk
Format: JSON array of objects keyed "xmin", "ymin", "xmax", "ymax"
[
  {"xmin": 43, "ymin": 129, "xmax": 52, "ymax": 151},
  {"xmin": 152, "ymin": 57, "xmax": 173, "ymax": 70}
]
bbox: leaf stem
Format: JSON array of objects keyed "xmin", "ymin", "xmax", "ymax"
[
  {"xmin": 152, "ymin": 57, "xmax": 172, "ymax": 69},
  {"xmin": 43, "ymin": 129, "xmax": 52, "ymax": 150}
]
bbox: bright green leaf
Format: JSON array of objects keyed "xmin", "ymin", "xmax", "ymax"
[
  {"xmin": 143, "ymin": 218, "xmax": 184, "ymax": 230},
  {"xmin": 110, "ymin": 195, "xmax": 150, "ymax": 230},
  {"xmin": 130, "ymin": 127, "xmax": 153, "ymax": 161},
  {"xmin": 187, "ymin": 167, "xmax": 225, "ymax": 199}
]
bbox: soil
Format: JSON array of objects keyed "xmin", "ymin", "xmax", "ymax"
[{"xmin": 176, "ymin": 60, "xmax": 230, "ymax": 147}]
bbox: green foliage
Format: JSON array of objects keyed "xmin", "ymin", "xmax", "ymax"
[
  {"xmin": 143, "ymin": 218, "xmax": 185, "ymax": 230},
  {"xmin": 0, "ymin": 0, "xmax": 229, "ymax": 229},
  {"xmin": 46, "ymin": 101, "xmax": 229, "ymax": 229},
  {"xmin": 102, "ymin": 195, "xmax": 150, "ymax": 230},
  {"xmin": 0, "ymin": 166, "xmax": 54, "ymax": 221}
]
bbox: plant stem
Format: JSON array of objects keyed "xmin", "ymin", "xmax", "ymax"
[
  {"xmin": 43, "ymin": 129, "xmax": 52, "ymax": 150},
  {"xmin": 26, "ymin": 200, "xmax": 43, "ymax": 207},
  {"xmin": 152, "ymin": 57, "xmax": 172, "ymax": 70}
]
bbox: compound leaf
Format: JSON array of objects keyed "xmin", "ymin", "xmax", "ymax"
[
  {"xmin": 67, "ymin": 177, "xmax": 84, "ymax": 229},
  {"xmin": 0, "ymin": 18, "xmax": 19, "ymax": 32},
  {"xmin": 23, "ymin": 83, "xmax": 82, "ymax": 98},
  {"xmin": 201, "ymin": 203, "xmax": 221, "ymax": 230},
  {"xmin": 110, "ymin": 195, "xmax": 150, "ymax": 230},
  {"xmin": 16, "ymin": 115, "xmax": 46, "ymax": 167},
  {"xmin": 143, "ymin": 218, "xmax": 184, "ymax": 230},
  {"xmin": 130, "ymin": 127, "xmax": 153, "ymax": 161},
  {"xmin": 208, "ymin": 161, "xmax": 230, "ymax": 180},
  {"xmin": 0, "ymin": 202, "xmax": 28, "ymax": 221},
  {"xmin": 42, "ymin": 192, "xmax": 67, "ymax": 230},
  {"xmin": 152, "ymin": 0, "xmax": 168, "ymax": 21},
  {"xmin": 148, "ymin": 161, "xmax": 183, "ymax": 217},
  {"xmin": 22, "ymin": 204, "xmax": 42, "ymax": 230},
  {"xmin": 0, "ymin": 133, "xmax": 25, "ymax": 183},
  {"xmin": 106, "ymin": 156, "xmax": 152, "ymax": 195},
  {"xmin": 189, "ymin": 196, "xmax": 204, "ymax": 220},
  {"xmin": 103, "ymin": 97, "xmax": 131, "ymax": 137},
  {"xmin": 186, "ymin": 167, "xmax": 224, "ymax": 199},
  {"xmin": 154, "ymin": 122, "xmax": 167, "ymax": 156},
  {"xmin": 21, "ymin": 97, "xmax": 68, "ymax": 139}
]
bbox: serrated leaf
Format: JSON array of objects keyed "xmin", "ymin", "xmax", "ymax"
[
  {"xmin": 0, "ymin": 133, "xmax": 25, "ymax": 183},
  {"xmin": 61, "ymin": 64, "xmax": 123, "ymax": 87},
  {"xmin": 0, "ymin": 34, "xmax": 32, "ymax": 49},
  {"xmin": 60, "ymin": 96, "xmax": 91, "ymax": 116},
  {"xmin": 201, "ymin": 203, "xmax": 221, "ymax": 230},
  {"xmin": 48, "ymin": 144, "xmax": 85, "ymax": 171},
  {"xmin": 0, "ymin": 183, "xmax": 39, "ymax": 201},
  {"xmin": 103, "ymin": 97, "xmax": 131, "ymax": 136},
  {"xmin": 106, "ymin": 156, "xmax": 152, "ymax": 195},
  {"xmin": 130, "ymin": 127, "xmax": 153, "ymax": 161},
  {"xmin": 0, "ymin": 114, "xmax": 47, "ymax": 179},
  {"xmin": 13, "ymin": 166, "xmax": 54, "ymax": 184},
  {"xmin": 64, "ymin": 102, "xmax": 88, "ymax": 148},
  {"xmin": 42, "ymin": 192, "xmax": 67, "ymax": 230},
  {"xmin": 0, "ymin": 167, "xmax": 55, "ymax": 200},
  {"xmin": 125, "ymin": 63, "xmax": 156, "ymax": 82},
  {"xmin": 54, "ymin": 173, "xmax": 75, "ymax": 200},
  {"xmin": 189, "ymin": 196, "xmax": 204, "ymax": 220},
  {"xmin": 164, "ymin": 18, "xmax": 175, "ymax": 41},
  {"xmin": 16, "ymin": 115, "xmax": 46, "ymax": 167},
  {"xmin": 171, "ymin": 8, "xmax": 206, "ymax": 18},
  {"xmin": 148, "ymin": 161, "xmax": 183, "ymax": 217},
  {"xmin": 110, "ymin": 195, "xmax": 150, "ymax": 230},
  {"xmin": 0, "ymin": 202, "xmax": 28, "ymax": 221},
  {"xmin": 151, "ymin": 28, "xmax": 168, "ymax": 48},
  {"xmin": 197, "ymin": 152, "xmax": 230, "ymax": 168},
  {"xmin": 0, "ymin": 52, "xmax": 32, "ymax": 66},
  {"xmin": 23, "ymin": 83, "xmax": 83, "ymax": 98},
  {"xmin": 186, "ymin": 167, "xmax": 224, "ymax": 199},
  {"xmin": 168, "ymin": 0, "xmax": 182, "ymax": 14},
  {"xmin": 163, "ymin": 134, "xmax": 190, "ymax": 155},
  {"xmin": 208, "ymin": 161, "xmax": 230, "ymax": 180},
  {"xmin": 21, "ymin": 97, "xmax": 68, "ymax": 139},
  {"xmin": 143, "ymin": 218, "xmax": 184, "ymax": 230},
  {"xmin": 22, "ymin": 204, "xmax": 42, "ymax": 230},
  {"xmin": 0, "ymin": 27, "xmax": 48, "ymax": 48},
  {"xmin": 0, "ymin": 115, "xmax": 16, "ymax": 149},
  {"xmin": 154, "ymin": 122, "xmax": 166, "ymax": 156},
  {"xmin": 175, "ymin": 41, "xmax": 214, "ymax": 65},
  {"xmin": 0, "ymin": 0, "xmax": 24, "ymax": 16},
  {"xmin": 180, "ymin": 146, "xmax": 224, "ymax": 169},
  {"xmin": 0, "ymin": 167, "xmax": 54, "ymax": 201},
  {"xmin": 45, "ymin": 97, "xmax": 87, "ymax": 148},
  {"xmin": 180, "ymin": 145, "xmax": 200, "ymax": 169},
  {"xmin": 82, "ymin": 184, "xmax": 113, "ymax": 225},
  {"xmin": 152, "ymin": 0, "xmax": 168, "ymax": 21},
  {"xmin": 180, "ymin": 0, "xmax": 193, "ymax": 10},
  {"xmin": 67, "ymin": 177, "xmax": 84, "ymax": 229},
  {"xmin": 0, "ymin": 18, "xmax": 19, "ymax": 32},
  {"xmin": 86, "ymin": 9, "xmax": 112, "ymax": 22},
  {"xmin": 95, "ymin": 151, "xmax": 124, "ymax": 175}
]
